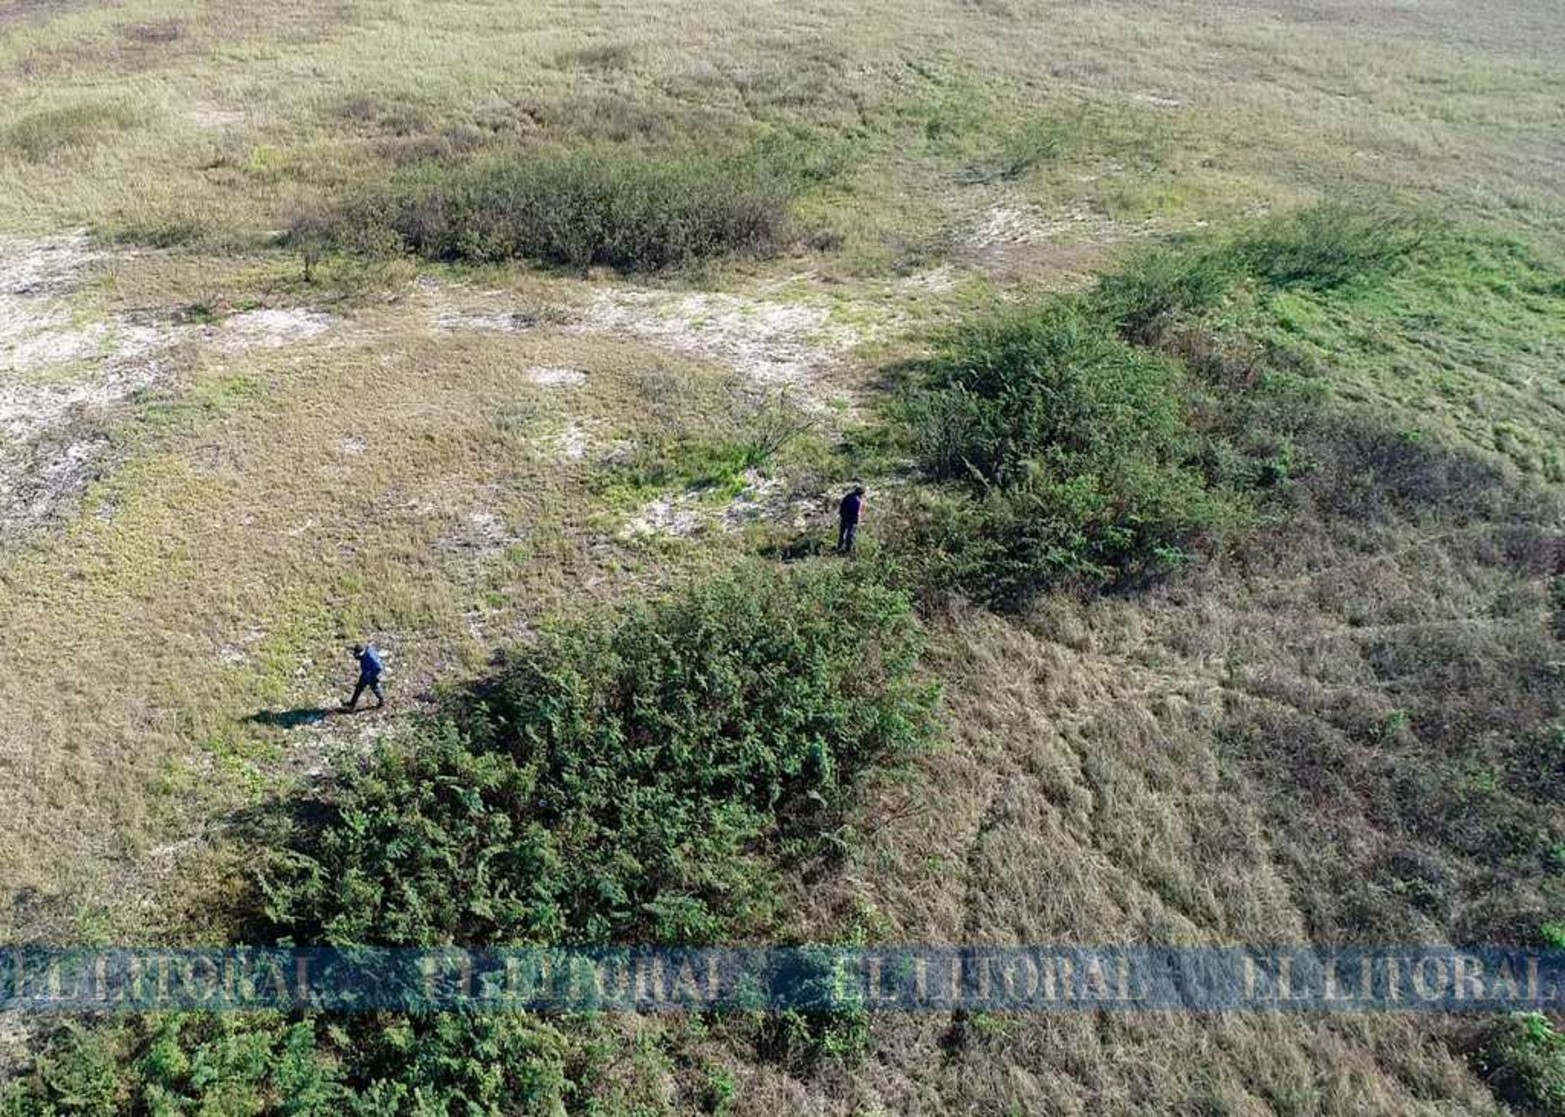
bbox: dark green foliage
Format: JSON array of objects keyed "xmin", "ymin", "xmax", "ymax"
[
  {"xmin": 342, "ymin": 1012, "xmax": 570, "ymax": 1114},
  {"xmin": 751, "ymin": 948, "xmax": 871, "ymax": 1069},
  {"xmin": 0, "ymin": 1017, "xmax": 341, "ymax": 1117},
  {"xmin": 6, "ymin": 567, "xmax": 932, "ymax": 1113},
  {"xmin": 895, "ymin": 298, "xmax": 1247, "ymax": 608},
  {"xmin": 892, "ymin": 203, "xmax": 1430, "ymax": 610},
  {"xmin": 1094, "ymin": 239, "xmax": 1240, "ymax": 342},
  {"xmin": 903, "ymin": 300, "xmax": 1188, "ymax": 488},
  {"xmin": 0, "ymin": 1013, "xmax": 574, "ymax": 1116},
  {"xmin": 323, "ymin": 146, "xmax": 794, "ymax": 271},
  {"xmin": 265, "ymin": 564, "xmax": 936, "ymax": 947},
  {"xmin": 1476, "ymin": 1012, "xmax": 1565, "ymax": 1115}
]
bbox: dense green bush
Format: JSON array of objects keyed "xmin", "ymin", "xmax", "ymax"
[
  {"xmin": 265, "ymin": 564, "xmax": 936, "ymax": 947},
  {"xmin": 1, "ymin": 1017, "xmax": 339, "ymax": 1117},
  {"xmin": 0, "ymin": 1013, "xmax": 577, "ymax": 1116},
  {"xmin": 1476, "ymin": 1012, "xmax": 1565, "ymax": 1115},
  {"xmin": 6, "ymin": 566, "xmax": 932, "ymax": 1114},
  {"xmin": 1093, "ymin": 239, "xmax": 1240, "ymax": 343},
  {"xmin": 892, "ymin": 205, "xmax": 1419, "ymax": 609},
  {"xmin": 902, "ymin": 300, "xmax": 1189, "ymax": 488},
  {"xmin": 895, "ymin": 299, "xmax": 1240, "ymax": 608},
  {"xmin": 324, "ymin": 146, "xmax": 794, "ymax": 270}
]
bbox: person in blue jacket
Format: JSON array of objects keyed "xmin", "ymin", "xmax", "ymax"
[{"xmin": 343, "ymin": 643, "xmax": 385, "ymax": 711}]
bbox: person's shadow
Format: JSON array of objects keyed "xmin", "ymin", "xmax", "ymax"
[{"xmin": 244, "ymin": 706, "xmax": 336, "ymax": 729}]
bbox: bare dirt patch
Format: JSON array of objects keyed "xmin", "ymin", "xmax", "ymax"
[
  {"xmin": 211, "ymin": 307, "xmax": 332, "ymax": 351},
  {"xmin": 623, "ymin": 470, "xmax": 828, "ymax": 540},
  {"xmin": 0, "ymin": 235, "xmax": 340, "ymax": 534},
  {"xmin": 962, "ymin": 202, "xmax": 1158, "ymax": 283},
  {"xmin": 433, "ymin": 309, "xmax": 536, "ymax": 333},
  {"xmin": 525, "ymin": 365, "xmax": 586, "ymax": 388},
  {"xmin": 576, "ymin": 288, "xmax": 862, "ymax": 411}
]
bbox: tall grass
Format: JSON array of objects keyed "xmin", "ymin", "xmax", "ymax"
[
  {"xmin": 3, "ymin": 102, "xmax": 138, "ymax": 161},
  {"xmin": 1095, "ymin": 203, "xmax": 1426, "ymax": 341},
  {"xmin": 322, "ymin": 146, "xmax": 796, "ymax": 270}
]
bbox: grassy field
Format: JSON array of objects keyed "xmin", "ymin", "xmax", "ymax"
[{"xmin": 2, "ymin": 0, "xmax": 1564, "ymax": 1113}]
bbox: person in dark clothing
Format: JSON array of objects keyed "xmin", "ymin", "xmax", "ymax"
[
  {"xmin": 343, "ymin": 643, "xmax": 385, "ymax": 711},
  {"xmin": 837, "ymin": 485, "xmax": 865, "ymax": 555}
]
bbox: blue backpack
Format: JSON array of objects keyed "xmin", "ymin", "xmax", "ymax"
[{"xmin": 361, "ymin": 646, "xmax": 384, "ymax": 676}]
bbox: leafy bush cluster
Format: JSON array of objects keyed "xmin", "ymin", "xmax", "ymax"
[
  {"xmin": 1477, "ymin": 1012, "xmax": 1565, "ymax": 1116},
  {"xmin": 894, "ymin": 298, "xmax": 1242, "ymax": 608},
  {"xmin": 894, "ymin": 204, "xmax": 1419, "ymax": 610},
  {"xmin": 265, "ymin": 564, "xmax": 936, "ymax": 947},
  {"xmin": 4, "ymin": 566, "xmax": 928, "ymax": 1114},
  {"xmin": 321, "ymin": 146, "xmax": 795, "ymax": 271},
  {"xmin": 0, "ymin": 1012, "xmax": 584, "ymax": 1116}
]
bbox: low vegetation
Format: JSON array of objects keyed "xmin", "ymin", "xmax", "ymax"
[
  {"xmin": 1477, "ymin": 1013, "xmax": 1565, "ymax": 1116},
  {"xmin": 2, "ymin": 101, "xmax": 137, "ymax": 161},
  {"xmin": 0, "ymin": 1012, "xmax": 584, "ymax": 1115},
  {"xmin": 3, "ymin": 564, "xmax": 931, "ymax": 1112},
  {"xmin": 891, "ymin": 209, "xmax": 1389, "ymax": 609},
  {"xmin": 895, "ymin": 299, "xmax": 1238, "ymax": 608},
  {"xmin": 318, "ymin": 146, "xmax": 797, "ymax": 271},
  {"xmin": 3, "ymin": 0, "xmax": 1564, "ymax": 1107},
  {"xmin": 265, "ymin": 563, "xmax": 935, "ymax": 947}
]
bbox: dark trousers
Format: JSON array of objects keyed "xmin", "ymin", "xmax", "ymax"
[
  {"xmin": 837, "ymin": 521, "xmax": 858, "ymax": 554},
  {"xmin": 349, "ymin": 673, "xmax": 384, "ymax": 709}
]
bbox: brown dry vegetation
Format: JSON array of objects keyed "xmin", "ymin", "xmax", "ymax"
[{"xmin": 2, "ymin": 0, "xmax": 1564, "ymax": 1112}]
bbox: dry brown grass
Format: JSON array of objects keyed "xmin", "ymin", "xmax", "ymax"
[{"xmin": 726, "ymin": 424, "xmax": 1559, "ymax": 1113}]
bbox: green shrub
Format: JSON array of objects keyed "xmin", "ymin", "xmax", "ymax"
[
  {"xmin": 895, "ymin": 299, "xmax": 1242, "ymax": 607},
  {"xmin": 264, "ymin": 564, "xmax": 937, "ymax": 946},
  {"xmin": 890, "ymin": 208, "xmax": 1420, "ymax": 609},
  {"xmin": 1, "ymin": 1017, "xmax": 342, "ymax": 1117},
  {"xmin": 754, "ymin": 948, "xmax": 872, "ymax": 1069},
  {"xmin": 0, "ymin": 1013, "xmax": 574, "ymax": 1116},
  {"xmin": 903, "ymin": 299, "xmax": 1189, "ymax": 488},
  {"xmin": 3, "ymin": 102, "xmax": 137, "ymax": 161},
  {"xmin": 1094, "ymin": 240, "xmax": 1240, "ymax": 341},
  {"xmin": 1477, "ymin": 1012, "xmax": 1565, "ymax": 1115},
  {"xmin": 323, "ymin": 146, "xmax": 795, "ymax": 271}
]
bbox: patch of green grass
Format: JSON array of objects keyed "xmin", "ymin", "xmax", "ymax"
[
  {"xmin": 594, "ymin": 435, "xmax": 767, "ymax": 500},
  {"xmin": 1230, "ymin": 229, "xmax": 1565, "ymax": 476},
  {"xmin": 1096, "ymin": 203, "xmax": 1426, "ymax": 341},
  {"xmin": 3, "ymin": 100, "xmax": 138, "ymax": 161}
]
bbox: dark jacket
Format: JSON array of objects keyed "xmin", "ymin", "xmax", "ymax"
[
  {"xmin": 356, "ymin": 646, "xmax": 384, "ymax": 679},
  {"xmin": 839, "ymin": 491, "xmax": 863, "ymax": 525}
]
